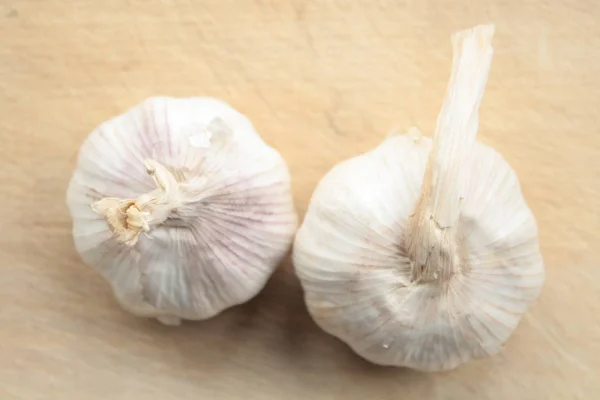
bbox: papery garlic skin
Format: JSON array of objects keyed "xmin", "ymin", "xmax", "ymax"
[
  {"xmin": 66, "ymin": 97, "xmax": 297, "ymax": 325},
  {"xmin": 293, "ymin": 25, "xmax": 544, "ymax": 371},
  {"xmin": 294, "ymin": 133, "xmax": 544, "ymax": 371}
]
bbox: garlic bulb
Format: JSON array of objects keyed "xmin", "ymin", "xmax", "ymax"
[
  {"xmin": 293, "ymin": 25, "xmax": 545, "ymax": 371},
  {"xmin": 66, "ymin": 97, "xmax": 297, "ymax": 326}
]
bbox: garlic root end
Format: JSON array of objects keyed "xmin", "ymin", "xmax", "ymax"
[
  {"xmin": 156, "ymin": 315, "xmax": 182, "ymax": 326},
  {"xmin": 91, "ymin": 159, "xmax": 183, "ymax": 246}
]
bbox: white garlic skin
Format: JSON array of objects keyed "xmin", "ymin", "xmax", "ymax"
[
  {"xmin": 293, "ymin": 132, "xmax": 545, "ymax": 372},
  {"xmin": 66, "ymin": 97, "xmax": 297, "ymax": 325}
]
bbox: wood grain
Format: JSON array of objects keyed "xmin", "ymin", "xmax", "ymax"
[{"xmin": 1, "ymin": 0, "xmax": 598, "ymax": 398}]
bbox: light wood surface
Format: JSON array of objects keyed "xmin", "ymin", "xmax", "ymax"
[{"xmin": 1, "ymin": 0, "xmax": 599, "ymax": 398}]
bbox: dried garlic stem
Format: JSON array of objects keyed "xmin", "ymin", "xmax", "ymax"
[
  {"xmin": 92, "ymin": 159, "xmax": 181, "ymax": 246},
  {"xmin": 408, "ymin": 24, "xmax": 495, "ymax": 283}
]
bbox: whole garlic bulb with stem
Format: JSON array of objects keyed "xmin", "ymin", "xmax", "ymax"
[
  {"xmin": 293, "ymin": 24, "xmax": 545, "ymax": 371},
  {"xmin": 67, "ymin": 97, "xmax": 297, "ymax": 326}
]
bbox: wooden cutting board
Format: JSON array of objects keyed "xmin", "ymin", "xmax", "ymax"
[{"xmin": 1, "ymin": 0, "xmax": 598, "ymax": 398}]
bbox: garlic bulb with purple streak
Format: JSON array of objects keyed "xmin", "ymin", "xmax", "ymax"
[
  {"xmin": 293, "ymin": 25, "xmax": 545, "ymax": 371},
  {"xmin": 66, "ymin": 97, "xmax": 297, "ymax": 326}
]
